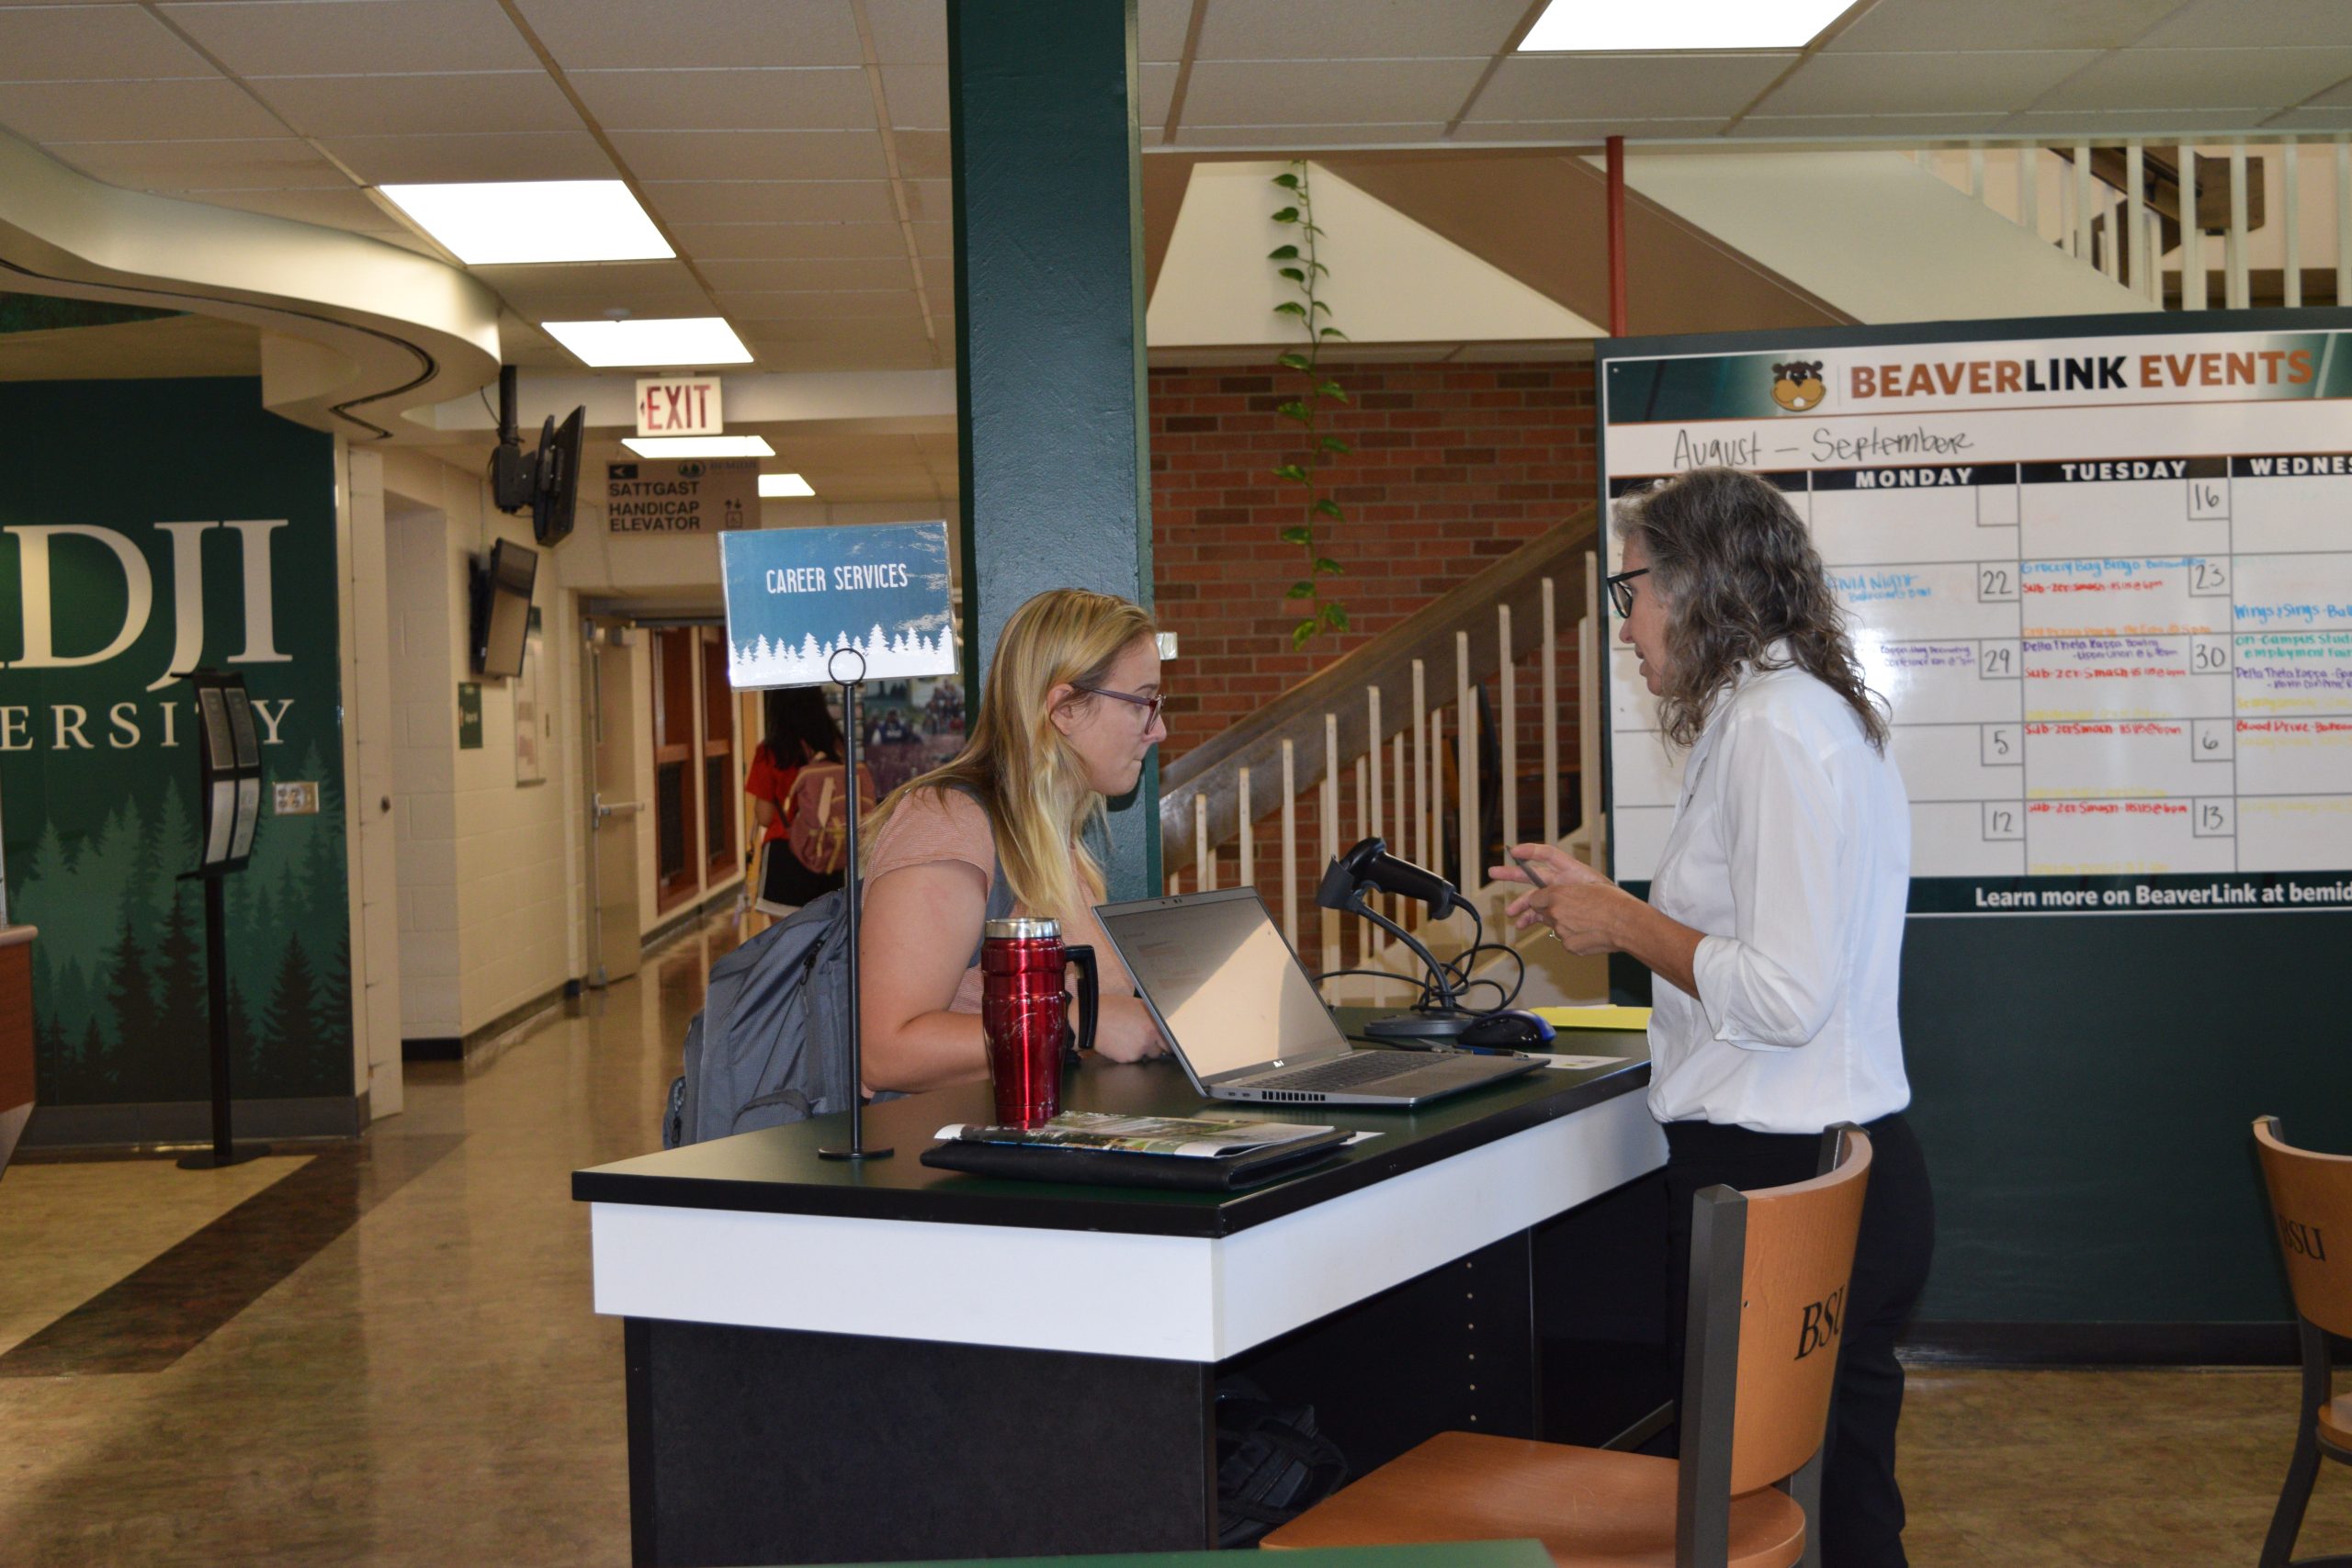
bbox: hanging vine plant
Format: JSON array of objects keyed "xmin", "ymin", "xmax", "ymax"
[{"xmin": 1268, "ymin": 161, "xmax": 1351, "ymax": 652}]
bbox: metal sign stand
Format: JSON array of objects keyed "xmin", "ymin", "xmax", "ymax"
[{"xmin": 818, "ymin": 649, "xmax": 889, "ymax": 1162}]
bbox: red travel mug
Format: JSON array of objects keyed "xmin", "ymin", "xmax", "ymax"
[{"xmin": 980, "ymin": 917, "xmax": 1098, "ymax": 1128}]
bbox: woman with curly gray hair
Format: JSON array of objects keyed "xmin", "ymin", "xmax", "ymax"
[{"xmin": 1497, "ymin": 466, "xmax": 1933, "ymax": 1568}]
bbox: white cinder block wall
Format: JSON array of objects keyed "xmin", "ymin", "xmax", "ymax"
[{"xmin": 380, "ymin": 450, "xmax": 574, "ymax": 1044}]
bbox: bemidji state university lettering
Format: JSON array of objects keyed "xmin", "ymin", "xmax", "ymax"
[{"xmin": 2, "ymin": 521, "xmax": 295, "ymax": 752}]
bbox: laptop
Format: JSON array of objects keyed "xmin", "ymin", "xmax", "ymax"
[{"xmin": 1093, "ymin": 887, "xmax": 1543, "ymax": 1107}]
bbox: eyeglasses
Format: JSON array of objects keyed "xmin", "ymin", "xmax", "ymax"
[
  {"xmin": 1605, "ymin": 567, "xmax": 1650, "ymax": 618},
  {"xmin": 1073, "ymin": 683, "xmax": 1167, "ymax": 728}
]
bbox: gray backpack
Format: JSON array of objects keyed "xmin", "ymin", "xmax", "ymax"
[{"xmin": 664, "ymin": 854, "xmax": 1013, "ymax": 1148}]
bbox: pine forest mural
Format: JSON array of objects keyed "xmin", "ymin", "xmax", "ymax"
[{"xmin": 0, "ymin": 378, "xmax": 351, "ymax": 1106}]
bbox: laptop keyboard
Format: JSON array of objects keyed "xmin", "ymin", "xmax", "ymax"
[{"xmin": 1248, "ymin": 1052, "xmax": 1432, "ymax": 1092}]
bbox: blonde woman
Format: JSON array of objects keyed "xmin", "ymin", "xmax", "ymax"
[{"xmin": 858, "ymin": 588, "xmax": 1172, "ymax": 1092}]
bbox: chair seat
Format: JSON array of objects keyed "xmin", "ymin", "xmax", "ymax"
[
  {"xmin": 1261, "ymin": 1430, "xmax": 1806, "ymax": 1568},
  {"xmin": 2321, "ymin": 1395, "xmax": 2352, "ymax": 1452}
]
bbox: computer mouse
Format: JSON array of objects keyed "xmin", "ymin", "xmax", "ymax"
[{"xmin": 1457, "ymin": 1010, "xmax": 1555, "ymax": 1050}]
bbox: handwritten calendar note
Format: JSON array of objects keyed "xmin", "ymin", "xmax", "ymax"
[{"xmin": 1600, "ymin": 323, "xmax": 2352, "ymax": 918}]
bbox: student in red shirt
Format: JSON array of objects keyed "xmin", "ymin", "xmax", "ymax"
[{"xmin": 744, "ymin": 687, "xmax": 848, "ymax": 908}]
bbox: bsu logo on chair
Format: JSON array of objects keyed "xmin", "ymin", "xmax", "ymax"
[{"xmin": 1795, "ymin": 1284, "xmax": 1846, "ymax": 1360}]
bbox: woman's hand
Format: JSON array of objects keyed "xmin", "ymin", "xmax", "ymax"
[
  {"xmin": 1490, "ymin": 841, "xmax": 1705, "ymax": 994},
  {"xmin": 1088, "ymin": 993, "xmax": 1171, "ymax": 1064},
  {"xmin": 1489, "ymin": 842, "xmax": 1642, "ymax": 956}
]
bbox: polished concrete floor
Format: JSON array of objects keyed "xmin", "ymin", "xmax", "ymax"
[{"xmin": 0, "ymin": 916, "xmax": 2346, "ymax": 1565}]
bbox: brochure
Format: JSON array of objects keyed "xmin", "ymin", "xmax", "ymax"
[{"xmin": 933, "ymin": 1111, "xmax": 1340, "ymax": 1160}]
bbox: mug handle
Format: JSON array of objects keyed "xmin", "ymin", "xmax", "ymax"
[{"xmin": 1062, "ymin": 944, "xmax": 1100, "ymax": 1058}]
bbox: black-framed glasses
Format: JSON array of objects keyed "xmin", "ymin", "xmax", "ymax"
[
  {"xmin": 1073, "ymin": 683, "xmax": 1167, "ymax": 727},
  {"xmin": 1605, "ymin": 567, "xmax": 1650, "ymax": 618}
]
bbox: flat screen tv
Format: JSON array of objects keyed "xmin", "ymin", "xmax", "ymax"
[
  {"xmin": 532, "ymin": 406, "xmax": 583, "ymax": 546},
  {"xmin": 472, "ymin": 537, "xmax": 538, "ymax": 680}
]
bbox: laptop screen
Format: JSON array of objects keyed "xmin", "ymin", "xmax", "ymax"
[{"xmin": 1097, "ymin": 889, "xmax": 1350, "ymax": 1079}]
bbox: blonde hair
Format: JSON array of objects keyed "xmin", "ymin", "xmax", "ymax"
[{"xmin": 863, "ymin": 588, "xmax": 1159, "ymax": 924}]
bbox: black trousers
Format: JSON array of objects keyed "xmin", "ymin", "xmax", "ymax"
[{"xmin": 1663, "ymin": 1111, "xmax": 1935, "ymax": 1568}]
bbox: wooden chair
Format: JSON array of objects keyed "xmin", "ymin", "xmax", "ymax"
[
  {"xmin": 2255, "ymin": 1116, "xmax": 2352, "ymax": 1568},
  {"xmin": 1263, "ymin": 1127, "xmax": 1872, "ymax": 1568}
]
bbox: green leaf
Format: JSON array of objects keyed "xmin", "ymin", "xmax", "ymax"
[
  {"xmin": 1319, "ymin": 435, "xmax": 1351, "ymax": 455},
  {"xmin": 1271, "ymin": 464, "xmax": 1309, "ymax": 484},
  {"xmin": 1313, "ymin": 497, "xmax": 1343, "ymax": 521},
  {"xmin": 1272, "ymin": 301, "xmax": 1308, "ymax": 318},
  {"xmin": 1272, "ymin": 173, "xmax": 1301, "ymax": 189},
  {"xmin": 1322, "ymin": 604, "xmax": 1351, "ymax": 632},
  {"xmin": 1314, "ymin": 557, "xmax": 1343, "ymax": 576},
  {"xmin": 1276, "ymin": 351, "xmax": 1312, "ymax": 371},
  {"xmin": 1310, "ymin": 261, "xmax": 1330, "ymax": 276},
  {"xmin": 1294, "ymin": 619, "xmax": 1321, "ymax": 651},
  {"xmin": 1272, "ymin": 207, "xmax": 1300, "ymax": 223},
  {"xmin": 1278, "ymin": 266, "xmax": 1306, "ymax": 284},
  {"xmin": 1316, "ymin": 380, "xmax": 1349, "ymax": 404},
  {"xmin": 1310, "ymin": 299, "xmax": 1330, "ymax": 314},
  {"xmin": 1268, "ymin": 244, "xmax": 1301, "ymax": 260},
  {"xmin": 1278, "ymin": 525, "xmax": 1312, "ymax": 545},
  {"xmin": 1277, "ymin": 402, "xmax": 1313, "ymax": 425},
  {"xmin": 1318, "ymin": 327, "xmax": 1349, "ymax": 339},
  {"xmin": 1285, "ymin": 581, "xmax": 1314, "ymax": 600}
]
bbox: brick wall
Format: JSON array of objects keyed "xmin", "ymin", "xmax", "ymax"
[{"xmin": 1148, "ymin": 358, "xmax": 1601, "ymax": 964}]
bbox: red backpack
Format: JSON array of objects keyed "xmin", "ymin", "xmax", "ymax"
[{"xmin": 785, "ymin": 761, "xmax": 876, "ymax": 874}]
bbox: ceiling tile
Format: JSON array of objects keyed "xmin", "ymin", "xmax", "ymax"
[
  {"xmin": 745, "ymin": 317, "xmax": 935, "ymax": 345},
  {"xmin": 1181, "ymin": 58, "xmax": 1488, "ymax": 124},
  {"xmin": 864, "ymin": 0, "xmax": 944, "ymax": 64},
  {"xmin": 2301, "ymin": 75, "xmax": 2352, "ymax": 107},
  {"xmin": 1760, "ymin": 51, "xmax": 2101, "ymax": 115},
  {"xmin": 892, "ymin": 129, "xmax": 949, "ymax": 178},
  {"xmin": 881, "ymin": 64, "xmax": 945, "ymax": 129},
  {"xmin": 510, "ymin": 0, "xmax": 864, "ymax": 69},
  {"xmin": 159, "ymin": 0, "xmax": 541, "ymax": 75},
  {"xmin": 2132, "ymin": 0, "xmax": 2352, "ymax": 49},
  {"xmin": 641, "ymin": 179, "xmax": 900, "ymax": 222},
  {"xmin": 1140, "ymin": 61, "xmax": 1178, "ymax": 125},
  {"xmin": 248, "ymin": 72, "xmax": 582, "ymax": 139},
  {"xmin": 511, "ymin": 288, "xmax": 718, "ymax": 321},
  {"xmin": 1451, "ymin": 117, "xmax": 1725, "ymax": 141},
  {"xmin": 320, "ymin": 130, "xmax": 616, "ymax": 183},
  {"xmin": 569, "ymin": 67, "xmax": 876, "ymax": 131},
  {"xmin": 700, "ymin": 255, "xmax": 916, "ymax": 291},
  {"xmin": 0, "ymin": 78, "xmax": 286, "ymax": 141},
  {"xmin": 1195, "ymin": 0, "xmax": 1527, "ymax": 60},
  {"xmin": 669, "ymin": 220, "xmax": 908, "ymax": 258},
  {"xmin": 608, "ymin": 129, "xmax": 889, "ymax": 180},
  {"xmin": 0, "ymin": 6, "xmax": 216, "ymax": 79},
  {"xmin": 1996, "ymin": 107, "xmax": 2295, "ymax": 136},
  {"xmin": 1472, "ymin": 53, "xmax": 1799, "ymax": 121},
  {"xmin": 719, "ymin": 288, "xmax": 925, "ymax": 321},
  {"xmin": 1826, "ymin": 0, "xmax": 2183, "ymax": 52},
  {"xmin": 48, "ymin": 137, "xmax": 348, "ymax": 191},
  {"xmin": 901, "ymin": 177, "xmax": 949, "ymax": 220},
  {"xmin": 910, "ymin": 219, "xmax": 949, "ymax": 254},
  {"xmin": 2031, "ymin": 47, "xmax": 2352, "ymax": 111},
  {"xmin": 1732, "ymin": 113, "xmax": 2013, "ymax": 139},
  {"xmin": 475, "ymin": 258, "xmax": 703, "ymax": 295},
  {"xmin": 1138, "ymin": 0, "xmax": 1191, "ymax": 62},
  {"xmin": 1173, "ymin": 122, "xmax": 1448, "ymax": 147},
  {"xmin": 2272, "ymin": 106, "xmax": 2352, "ymax": 129}
]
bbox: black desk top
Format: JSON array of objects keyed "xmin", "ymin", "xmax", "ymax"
[{"xmin": 572, "ymin": 1021, "xmax": 1650, "ymax": 1240}]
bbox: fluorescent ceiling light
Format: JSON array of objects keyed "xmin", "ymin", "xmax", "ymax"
[
  {"xmin": 377, "ymin": 180, "xmax": 671, "ymax": 265},
  {"xmin": 759, "ymin": 473, "xmax": 816, "ymax": 498},
  {"xmin": 623, "ymin": 435, "xmax": 775, "ymax": 458},
  {"xmin": 1519, "ymin": 0, "xmax": 1848, "ymax": 51},
  {"xmin": 540, "ymin": 316, "xmax": 752, "ymax": 368}
]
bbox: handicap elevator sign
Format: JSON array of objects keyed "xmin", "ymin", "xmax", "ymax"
[{"xmin": 718, "ymin": 522, "xmax": 957, "ymax": 689}]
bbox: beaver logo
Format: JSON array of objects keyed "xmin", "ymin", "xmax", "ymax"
[{"xmin": 1771, "ymin": 360, "xmax": 1826, "ymax": 412}]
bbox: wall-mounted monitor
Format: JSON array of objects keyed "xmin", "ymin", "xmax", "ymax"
[
  {"xmin": 471, "ymin": 537, "xmax": 538, "ymax": 680},
  {"xmin": 533, "ymin": 406, "xmax": 583, "ymax": 547}
]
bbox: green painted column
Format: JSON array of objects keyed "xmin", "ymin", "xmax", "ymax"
[{"xmin": 948, "ymin": 0, "xmax": 1159, "ymax": 897}]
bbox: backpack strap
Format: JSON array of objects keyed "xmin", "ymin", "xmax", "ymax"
[{"xmin": 944, "ymin": 781, "xmax": 1017, "ymax": 968}]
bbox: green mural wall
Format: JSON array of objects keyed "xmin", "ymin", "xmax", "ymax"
[{"xmin": 0, "ymin": 378, "xmax": 349, "ymax": 1106}]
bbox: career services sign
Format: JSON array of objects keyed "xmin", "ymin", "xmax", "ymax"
[{"xmin": 719, "ymin": 523, "xmax": 956, "ymax": 689}]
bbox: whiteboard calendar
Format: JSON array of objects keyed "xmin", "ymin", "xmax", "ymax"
[{"xmin": 1598, "ymin": 315, "xmax": 2352, "ymax": 917}]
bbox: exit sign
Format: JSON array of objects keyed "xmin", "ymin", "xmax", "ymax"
[{"xmin": 635, "ymin": 377, "xmax": 723, "ymax": 437}]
